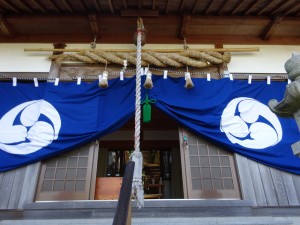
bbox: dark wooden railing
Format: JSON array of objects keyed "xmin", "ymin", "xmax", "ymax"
[{"xmin": 112, "ymin": 161, "xmax": 135, "ymax": 225}]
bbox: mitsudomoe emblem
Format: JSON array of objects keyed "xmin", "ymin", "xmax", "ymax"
[
  {"xmin": 0, "ymin": 100, "xmax": 61, "ymax": 155},
  {"xmin": 220, "ymin": 97, "xmax": 282, "ymax": 149}
]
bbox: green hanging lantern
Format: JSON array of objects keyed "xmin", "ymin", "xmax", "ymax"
[{"xmin": 142, "ymin": 93, "xmax": 156, "ymax": 123}]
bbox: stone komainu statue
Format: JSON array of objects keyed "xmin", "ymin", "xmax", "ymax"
[
  {"xmin": 268, "ymin": 54, "xmax": 300, "ymax": 118},
  {"xmin": 268, "ymin": 53, "xmax": 300, "ymax": 156}
]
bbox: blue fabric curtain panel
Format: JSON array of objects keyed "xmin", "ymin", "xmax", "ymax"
[
  {"xmin": 147, "ymin": 75, "xmax": 300, "ymax": 175},
  {"xmin": 0, "ymin": 77, "xmax": 135, "ymax": 171},
  {"xmin": 0, "ymin": 74, "xmax": 299, "ymax": 174}
]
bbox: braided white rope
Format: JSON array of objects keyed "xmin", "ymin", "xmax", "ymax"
[{"xmin": 131, "ymin": 19, "xmax": 144, "ymax": 209}]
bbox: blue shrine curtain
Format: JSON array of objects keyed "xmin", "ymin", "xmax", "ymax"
[{"xmin": 0, "ymin": 74, "xmax": 299, "ymax": 174}]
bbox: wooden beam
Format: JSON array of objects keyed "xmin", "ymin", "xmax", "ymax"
[
  {"xmin": 24, "ymin": 47, "xmax": 260, "ymax": 53},
  {"xmin": 121, "ymin": 9, "xmax": 159, "ymax": 17},
  {"xmin": 0, "ymin": 0, "xmax": 19, "ymax": 13},
  {"xmin": 230, "ymin": 0, "xmax": 244, "ymax": 15},
  {"xmin": 108, "ymin": 0, "xmax": 115, "ymax": 14},
  {"xmin": 6, "ymin": 14, "xmax": 295, "ymax": 24},
  {"xmin": 3, "ymin": 33, "xmax": 300, "ymax": 45},
  {"xmin": 192, "ymin": 0, "xmax": 201, "ymax": 14},
  {"xmin": 89, "ymin": 14, "xmax": 100, "ymax": 38},
  {"xmin": 0, "ymin": 14, "xmax": 13, "ymax": 37},
  {"xmin": 165, "ymin": 0, "xmax": 170, "ymax": 14},
  {"xmin": 262, "ymin": 16, "xmax": 284, "ymax": 40},
  {"xmin": 31, "ymin": 0, "xmax": 47, "ymax": 13},
  {"xmin": 204, "ymin": 0, "xmax": 215, "ymax": 15},
  {"xmin": 244, "ymin": 0, "xmax": 262, "ymax": 15},
  {"xmin": 179, "ymin": 15, "xmax": 190, "ymax": 39}
]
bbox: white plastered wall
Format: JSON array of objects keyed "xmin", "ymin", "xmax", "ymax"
[{"xmin": 0, "ymin": 43, "xmax": 300, "ymax": 73}]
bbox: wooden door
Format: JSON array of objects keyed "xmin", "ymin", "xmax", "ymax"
[
  {"xmin": 179, "ymin": 128, "xmax": 241, "ymax": 199},
  {"xmin": 35, "ymin": 141, "xmax": 99, "ymax": 201}
]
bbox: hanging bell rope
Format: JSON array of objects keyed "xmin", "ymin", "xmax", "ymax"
[{"xmin": 130, "ymin": 17, "xmax": 144, "ymax": 209}]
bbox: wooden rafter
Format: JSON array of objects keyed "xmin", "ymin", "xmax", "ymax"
[
  {"xmin": 262, "ymin": 16, "xmax": 284, "ymax": 40},
  {"xmin": 152, "ymin": 0, "xmax": 156, "ymax": 10},
  {"xmin": 179, "ymin": 15, "xmax": 190, "ymax": 39},
  {"xmin": 179, "ymin": 0, "xmax": 186, "ymax": 14},
  {"xmin": 14, "ymin": 0, "xmax": 33, "ymax": 13},
  {"xmin": 31, "ymin": 0, "xmax": 47, "ymax": 13},
  {"xmin": 165, "ymin": 0, "xmax": 171, "ymax": 14},
  {"xmin": 257, "ymin": 0, "xmax": 275, "ymax": 15},
  {"xmin": 0, "ymin": 14, "xmax": 13, "ymax": 36},
  {"xmin": 217, "ymin": 0, "xmax": 233, "ymax": 15},
  {"xmin": 89, "ymin": 14, "xmax": 100, "ymax": 38},
  {"xmin": 283, "ymin": 2, "xmax": 300, "ymax": 15},
  {"xmin": 244, "ymin": 0, "xmax": 262, "ymax": 15},
  {"xmin": 121, "ymin": 9, "xmax": 159, "ymax": 17},
  {"xmin": 79, "ymin": 0, "xmax": 88, "ymax": 12},
  {"xmin": 48, "ymin": 0, "xmax": 61, "ymax": 13},
  {"xmin": 230, "ymin": 0, "xmax": 244, "ymax": 15},
  {"xmin": 272, "ymin": 0, "xmax": 294, "ymax": 15},
  {"xmin": 122, "ymin": 0, "xmax": 127, "ymax": 10},
  {"xmin": 92, "ymin": 0, "xmax": 101, "ymax": 13},
  {"xmin": 204, "ymin": 0, "xmax": 215, "ymax": 15},
  {"xmin": 192, "ymin": 0, "xmax": 201, "ymax": 14},
  {"xmin": 0, "ymin": 0, "xmax": 19, "ymax": 13},
  {"xmin": 108, "ymin": 0, "xmax": 115, "ymax": 14},
  {"xmin": 61, "ymin": 0, "xmax": 74, "ymax": 13}
]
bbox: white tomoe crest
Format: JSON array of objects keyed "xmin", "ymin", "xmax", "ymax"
[
  {"xmin": 0, "ymin": 100, "xmax": 61, "ymax": 155},
  {"xmin": 220, "ymin": 97, "xmax": 282, "ymax": 149}
]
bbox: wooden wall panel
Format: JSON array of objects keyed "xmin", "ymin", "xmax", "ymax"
[
  {"xmin": 270, "ymin": 168, "xmax": 289, "ymax": 206},
  {"xmin": 236, "ymin": 153, "xmax": 300, "ymax": 207},
  {"xmin": 257, "ymin": 164, "xmax": 278, "ymax": 206},
  {"xmin": 0, "ymin": 163, "xmax": 40, "ymax": 210},
  {"xmin": 235, "ymin": 154, "xmax": 257, "ymax": 206},
  {"xmin": 292, "ymin": 174, "xmax": 300, "ymax": 202},
  {"xmin": 7, "ymin": 166, "xmax": 27, "ymax": 209},
  {"xmin": 18, "ymin": 163, "xmax": 40, "ymax": 209},
  {"xmin": 281, "ymin": 171, "xmax": 299, "ymax": 206},
  {"xmin": 0, "ymin": 169, "xmax": 16, "ymax": 209},
  {"xmin": 0, "ymin": 172, "xmax": 3, "ymax": 187},
  {"xmin": 247, "ymin": 160, "xmax": 267, "ymax": 206}
]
